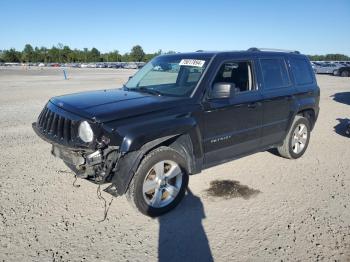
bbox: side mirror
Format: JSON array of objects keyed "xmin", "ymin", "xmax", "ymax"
[
  {"xmin": 210, "ymin": 82, "xmax": 236, "ymax": 99},
  {"xmin": 128, "ymin": 76, "xmax": 133, "ymax": 80}
]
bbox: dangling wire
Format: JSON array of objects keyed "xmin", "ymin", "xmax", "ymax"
[
  {"xmin": 97, "ymin": 183, "xmax": 114, "ymax": 222},
  {"xmin": 72, "ymin": 175, "xmax": 81, "ymax": 188},
  {"xmin": 68, "ymin": 170, "xmax": 113, "ymax": 221}
]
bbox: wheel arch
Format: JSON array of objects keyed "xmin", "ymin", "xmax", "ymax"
[
  {"xmin": 111, "ymin": 126, "xmax": 203, "ymax": 195},
  {"xmin": 297, "ymin": 108, "xmax": 316, "ymax": 130},
  {"xmin": 133, "ymin": 133, "xmax": 200, "ymax": 175}
]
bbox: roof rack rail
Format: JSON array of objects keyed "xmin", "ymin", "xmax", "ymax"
[{"xmin": 247, "ymin": 47, "xmax": 300, "ymax": 54}]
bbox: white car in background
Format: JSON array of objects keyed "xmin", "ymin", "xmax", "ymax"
[
  {"xmin": 123, "ymin": 63, "xmax": 138, "ymax": 69},
  {"xmin": 313, "ymin": 62, "xmax": 344, "ymax": 75}
]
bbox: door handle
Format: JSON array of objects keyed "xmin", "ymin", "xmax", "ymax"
[{"xmin": 247, "ymin": 102, "xmax": 260, "ymax": 109}]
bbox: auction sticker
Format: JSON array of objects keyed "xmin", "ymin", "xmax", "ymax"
[{"xmin": 179, "ymin": 59, "xmax": 205, "ymax": 67}]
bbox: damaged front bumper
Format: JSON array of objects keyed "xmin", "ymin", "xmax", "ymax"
[
  {"xmin": 33, "ymin": 119, "xmax": 136, "ymax": 196},
  {"xmin": 51, "ymin": 144, "xmax": 120, "ymax": 183},
  {"xmin": 52, "ymin": 146, "xmax": 103, "ymax": 167},
  {"xmin": 33, "ymin": 119, "xmax": 120, "ymax": 183}
]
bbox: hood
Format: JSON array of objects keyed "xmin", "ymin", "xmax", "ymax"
[{"xmin": 50, "ymin": 89, "xmax": 186, "ymax": 122}]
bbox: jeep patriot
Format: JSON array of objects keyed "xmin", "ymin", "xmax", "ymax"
[{"xmin": 33, "ymin": 48, "xmax": 320, "ymax": 216}]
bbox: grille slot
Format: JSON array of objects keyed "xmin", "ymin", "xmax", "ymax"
[{"xmin": 36, "ymin": 106, "xmax": 74, "ymax": 142}]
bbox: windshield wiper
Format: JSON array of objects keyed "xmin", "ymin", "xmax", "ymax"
[
  {"xmin": 123, "ymin": 85, "xmax": 163, "ymax": 96},
  {"xmin": 137, "ymin": 87, "xmax": 163, "ymax": 96}
]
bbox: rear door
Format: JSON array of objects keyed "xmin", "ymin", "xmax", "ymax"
[{"xmin": 258, "ymin": 56, "xmax": 296, "ymax": 147}]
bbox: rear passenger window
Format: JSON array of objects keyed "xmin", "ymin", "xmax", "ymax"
[
  {"xmin": 260, "ymin": 58, "xmax": 290, "ymax": 89},
  {"xmin": 289, "ymin": 58, "xmax": 314, "ymax": 85}
]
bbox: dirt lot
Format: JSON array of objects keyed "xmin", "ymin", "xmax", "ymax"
[{"xmin": 0, "ymin": 67, "xmax": 349, "ymax": 261}]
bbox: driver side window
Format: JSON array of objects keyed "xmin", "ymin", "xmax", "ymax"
[{"xmin": 213, "ymin": 61, "xmax": 254, "ymax": 93}]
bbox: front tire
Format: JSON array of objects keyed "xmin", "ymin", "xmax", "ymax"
[
  {"xmin": 126, "ymin": 146, "xmax": 189, "ymax": 217},
  {"xmin": 277, "ymin": 116, "xmax": 311, "ymax": 159}
]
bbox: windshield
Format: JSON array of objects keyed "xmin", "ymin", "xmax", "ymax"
[{"xmin": 124, "ymin": 55, "xmax": 210, "ymax": 97}]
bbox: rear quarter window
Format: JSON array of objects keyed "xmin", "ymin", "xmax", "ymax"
[
  {"xmin": 289, "ymin": 57, "xmax": 314, "ymax": 85},
  {"xmin": 260, "ymin": 58, "xmax": 290, "ymax": 89}
]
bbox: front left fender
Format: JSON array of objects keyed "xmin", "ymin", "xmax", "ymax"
[
  {"xmin": 117, "ymin": 115, "xmax": 198, "ymax": 153},
  {"xmin": 109, "ymin": 115, "xmax": 204, "ymax": 195}
]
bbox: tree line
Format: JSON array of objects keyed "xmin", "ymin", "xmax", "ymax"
[
  {"xmin": 307, "ymin": 54, "xmax": 350, "ymax": 61},
  {"xmin": 0, "ymin": 44, "xmax": 175, "ymax": 63},
  {"xmin": 0, "ymin": 44, "xmax": 349, "ymax": 63}
]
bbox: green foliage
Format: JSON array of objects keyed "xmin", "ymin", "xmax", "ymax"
[
  {"xmin": 308, "ymin": 54, "xmax": 350, "ymax": 61},
  {"xmin": 7, "ymin": 44, "xmax": 348, "ymax": 63},
  {"xmin": 2, "ymin": 48, "xmax": 22, "ymax": 62},
  {"xmin": 0, "ymin": 50, "xmax": 4, "ymax": 62},
  {"xmin": 102, "ymin": 50, "xmax": 121, "ymax": 62},
  {"xmin": 22, "ymin": 44, "xmax": 34, "ymax": 62},
  {"xmin": 0, "ymin": 43, "xmax": 350, "ymax": 63},
  {"xmin": 0, "ymin": 44, "xmax": 167, "ymax": 63},
  {"xmin": 130, "ymin": 45, "xmax": 145, "ymax": 62},
  {"xmin": 89, "ymin": 47, "xmax": 101, "ymax": 62}
]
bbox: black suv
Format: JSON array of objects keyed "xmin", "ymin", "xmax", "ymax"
[{"xmin": 33, "ymin": 48, "xmax": 320, "ymax": 216}]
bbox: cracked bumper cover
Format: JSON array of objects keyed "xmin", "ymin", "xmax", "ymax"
[
  {"xmin": 33, "ymin": 121, "xmax": 134, "ymax": 195},
  {"xmin": 51, "ymin": 146, "xmax": 102, "ymax": 167}
]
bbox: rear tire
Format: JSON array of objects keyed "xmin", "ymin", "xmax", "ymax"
[
  {"xmin": 277, "ymin": 116, "xmax": 311, "ymax": 159},
  {"xmin": 341, "ymin": 70, "xmax": 349, "ymax": 77},
  {"xmin": 126, "ymin": 146, "xmax": 189, "ymax": 217}
]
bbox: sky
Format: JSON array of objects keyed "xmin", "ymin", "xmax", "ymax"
[{"xmin": 1, "ymin": 0, "xmax": 350, "ymax": 55}]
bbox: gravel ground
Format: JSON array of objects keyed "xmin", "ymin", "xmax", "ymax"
[{"xmin": 0, "ymin": 67, "xmax": 349, "ymax": 262}]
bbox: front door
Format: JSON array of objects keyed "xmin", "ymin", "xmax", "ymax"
[{"xmin": 202, "ymin": 60, "xmax": 263, "ymax": 167}]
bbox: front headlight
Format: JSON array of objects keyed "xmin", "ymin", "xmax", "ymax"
[{"xmin": 78, "ymin": 121, "xmax": 93, "ymax": 142}]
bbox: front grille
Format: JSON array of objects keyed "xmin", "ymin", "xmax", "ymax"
[{"xmin": 37, "ymin": 106, "xmax": 75, "ymax": 142}]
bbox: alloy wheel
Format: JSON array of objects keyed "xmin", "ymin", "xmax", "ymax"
[
  {"xmin": 142, "ymin": 160, "xmax": 183, "ymax": 208},
  {"xmin": 292, "ymin": 123, "xmax": 308, "ymax": 154}
]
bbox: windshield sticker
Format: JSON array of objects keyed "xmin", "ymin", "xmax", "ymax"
[{"xmin": 179, "ymin": 59, "xmax": 205, "ymax": 67}]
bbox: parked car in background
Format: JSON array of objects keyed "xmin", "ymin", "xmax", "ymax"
[
  {"xmin": 107, "ymin": 63, "xmax": 121, "ymax": 69},
  {"xmin": 338, "ymin": 61, "xmax": 349, "ymax": 66},
  {"xmin": 313, "ymin": 62, "xmax": 343, "ymax": 75},
  {"xmin": 137, "ymin": 62, "xmax": 146, "ymax": 68},
  {"xmin": 123, "ymin": 62, "xmax": 138, "ymax": 69},
  {"xmin": 96, "ymin": 63, "xmax": 107, "ymax": 68},
  {"xmin": 337, "ymin": 66, "xmax": 350, "ymax": 77},
  {"xmin": 4, "ymin": 63, "xmax": 21, "ymax": 66}
]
